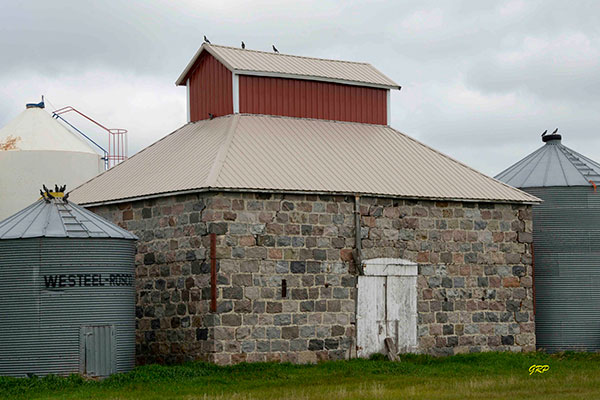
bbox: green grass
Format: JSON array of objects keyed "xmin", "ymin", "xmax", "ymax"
[{"xmin": 1, "ymin": 352, "xmax": 599, "ymax": 399}]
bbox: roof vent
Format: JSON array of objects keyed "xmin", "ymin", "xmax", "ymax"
[
  {"xmin": 542, "ymin": 133, "xmax": 561, "ymax": 143},
  {"xmin": 26, "ymin": 96, "xmax": 45, "ymax": 109}
]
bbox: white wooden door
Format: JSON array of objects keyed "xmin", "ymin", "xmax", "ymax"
[
  {"xmin": 356, "ymin": 260, "xmax": 418, "ymax": 358},
  {"xmin": 357, "ymin": 276, "xmax": 386, "ymax": 357}
]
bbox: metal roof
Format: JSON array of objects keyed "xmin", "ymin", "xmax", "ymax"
[
  {"xmin": 176, "ymin": 44, "xmax": 400, "ymax": 90},
  {"xmin": 495, "ymin": 134, "xmax": 600, "ymax": 188},
  {"xmin": 0, "ymin": 197, "xmax": 137, "ymax": 239},
  {"xmin": 70, "ymin": 114, "xmax": 538, "ymax": 206},
  {"xmin": 0, "ymin": 107, "xmax": 98, "ymax": 154}
]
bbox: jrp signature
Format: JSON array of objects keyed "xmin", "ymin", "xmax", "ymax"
[{"xmin": 529, "ymin": 364, "xmax": 550, "ymax": 375}]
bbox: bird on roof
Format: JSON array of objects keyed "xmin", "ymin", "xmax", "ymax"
[
  {"xmin": 63, "ymin": 192, "xmax": 70, "ymax": 204},
  {"xmin": 59, "ymin": 184, "xmax": 67, "ymax": 193},
  {"xmin": 208, "ymin": 113, "xmax": 214, "ymax": 120},
  {"xmin": 44, "ymin": 188, "xmax": 54, "ymax": 199},
  {"xmin": 204, "ymin": 35, "xmax": 211, "ymax": 44},
  {"xmin": 272, "ymin": 45, "xmax": 279, "ymax": 53},
  {"xmin": 241, "ymin": 41, "xmax": 245, "ymax": 49},
  {"xmin": 54, "ymin": 184, "xmax": 59, "ymax": 193},
  {"xmin": 553, "ymin": 128, "xmax": 559, "ymax": 134},
  {"xmin": 43, "ymin": 184, "xmax": 50, "ymax": 193},
  {"xmin": 40, "ymin": 189, "xmax": 50, "ymax": 203},
  {"xmin": 541, "ymin": 130, "xmax": 548, "ymax": 137}
]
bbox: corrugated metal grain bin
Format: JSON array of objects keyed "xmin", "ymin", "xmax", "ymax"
[
  {"xmin": 0, "ymin": 191, "xmax": 137, "ymax": 377},
  {"xmin": 496, "ymin": 133, "xmax": 600, "ymax": 352}
]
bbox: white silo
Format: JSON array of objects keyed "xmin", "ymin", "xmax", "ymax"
[{"xmin": 0, "ymin": 101, "xmax": 104, "ymax": 219}]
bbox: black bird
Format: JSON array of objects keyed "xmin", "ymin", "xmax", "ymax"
[
  {"xmin": 61, "ymin": 184, "xmax": 67, "ymax": 192},
  {"xmin": 552, "ymin": 128, "xmax": 558, "ymax": 134},
  {"xmin": 541, "ymin": 130, "xmax": 548, "ymax": 137},
  {"xmin": 63, "ymin": 192, "xmax": 70, "ymax": 203},
  {"xmin": 272, "ymin": 45, "xmax": 279, "ymax": 53},
  {"xmin": 208, "ymin": 113, "xmax": 214, "ymax": 120},
  {"xmin": 40, "ymin": 189, "xmax": 50, "ymax": 202},
  {"xmin": 44, "ymin": 188, "xmax": 54, "ymax": 199},
  {"xmin": 241, "ymin": 41, "xmax": 245, "ymax": 49},
  {"xmin": 43, "ymin": 184, "xmax": 50, "ymax": 193},
  {"xmin": 204, "ymin": 35, "xmax": 211, "ymax": 44},
  {"xmin": 55, "ymin": 184, "xmax": 59, "ymax": 193}
]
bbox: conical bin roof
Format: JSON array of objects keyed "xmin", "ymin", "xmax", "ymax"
[
  {"xmin": 495, "ymin": 134, "xmax": 600, "ymax": 188},
  {"xmin": 0, "ymin": 107, "xmax": 98, "ymax": 154},
  {"xmin": 0, "ymin": 194, "xmax": 137, "ymax": 240}
]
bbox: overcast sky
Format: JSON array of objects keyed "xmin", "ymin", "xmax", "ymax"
[{"xmin": 1, "ymin": 0, "xmax": 599, "ymax": 176}]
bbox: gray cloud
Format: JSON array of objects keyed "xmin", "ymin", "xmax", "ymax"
[{"xmin": 1, "ymin": 0, "xmax": 599, "ymax": 177}]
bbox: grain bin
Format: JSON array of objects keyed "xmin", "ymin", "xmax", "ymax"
[
  {"xmin": 0, "ymin": 102, "xmax": 105, "ymax": 220},
  {"xmin": 496, "ymin": 132, "xmax": 600, "ymax": 352},
  {"xmin": 0, "ymin": 189, "xmax": 137, "ymax": 377}
]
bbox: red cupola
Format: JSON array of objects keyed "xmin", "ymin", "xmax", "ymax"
[{"xmin": 176, "ymin": 44, "xmax": 400, "ymax": 125}]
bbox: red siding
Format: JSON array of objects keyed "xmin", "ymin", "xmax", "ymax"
[
  {"xmin": 239, "ymin": 75, "xmax": 387, "ymax": 125},
  {"xmin": 188, "ymin": 52, "xmax": 232, "ymax": 122}
]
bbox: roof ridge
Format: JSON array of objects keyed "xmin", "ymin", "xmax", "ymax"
[
  {"xmin": 205, "ymin": 114, "xmax": 241, "ymax": 187},
  {"xmin": 208, "ymin": 43, "xmax": 371, "ymax": 66}
]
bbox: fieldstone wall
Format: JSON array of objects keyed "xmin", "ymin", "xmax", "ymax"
[{"xmin": 88, "ymin": 191, "xmax": 534, "ymax": 364}]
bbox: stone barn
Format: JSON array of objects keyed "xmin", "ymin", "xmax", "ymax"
[{"xmin": 70, "ymin": 43, "xmax": 539, "ymax": 365}]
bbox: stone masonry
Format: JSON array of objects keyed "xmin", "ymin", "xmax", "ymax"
[{"xmin": 88, "ymin": 191, "xmax": 535, "ymax": 364}]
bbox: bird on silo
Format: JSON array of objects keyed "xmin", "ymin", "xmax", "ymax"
[
  {"xmin": 204, "ymin": 35, "xmax": 211, "ymax": 44},
  {"xmin": 541, "ymin": 130, "xmax": 548, "ymax": 137},
  {"xmin": 272, "ymin": 45, "xmax": 279, "ymax": 53},
  {"xmin": 54, "ymin": 184, "xmax": 59, "ymax": 193},
  {"xmin": 40, "ymin": 189, "xmax": 49, "ymax": 202},
  {"xmin": 553, "ymin": 128, "xmax": 559, "ymax": 134},
  {"xmin": 63, "ymin": 192, "xmax": 70, "ymax": 203},
  {"xmin": 208, "ymin": 113, "xmax": 214, "ymax": 120},
  {"xmin": 241, "ymin": 41, "xmax": 245, "ymax": 49}
]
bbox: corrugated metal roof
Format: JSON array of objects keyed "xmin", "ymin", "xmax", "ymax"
[
  {"xmin": 176, "ymin": 44, "xmax": 400, "ymax": 90},
  {"xmin": 70, "ymin": 114, "xmax": 538, "ymax": 205},
  {"xmin": 0, "ymin": 197, "xmax": 137, "ymax": 239},
  {"xmin": 495, "ymin": 135, "xmax": 600, "ymax": 188}
]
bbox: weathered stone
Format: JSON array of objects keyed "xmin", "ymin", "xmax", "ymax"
[{"xmin": 90, "ymin": 191, "xmax": 533, "ymax": 365}]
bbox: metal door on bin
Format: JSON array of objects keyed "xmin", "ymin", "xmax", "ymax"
[{"xmin": 80, "ymin": 325, "xmax": 116, "ymax": 377}]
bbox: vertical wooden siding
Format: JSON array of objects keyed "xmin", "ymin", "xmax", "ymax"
[
  {"xmin": 239, "ymin": 75, "xmax": 387, "ymax": 125},
  {"xmin": 188, "ymin": 53, "xmax": 233, "ymax": 122}
]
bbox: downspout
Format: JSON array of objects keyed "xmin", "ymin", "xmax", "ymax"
[
  {"xmin": 210, "ymin": 233, "xmax": 217, "ymax": 312},
  {"xmin": 353, "ymin": 195, "xmax": 364, "ymax": 276},
  {"xmin": 352, "ymin": 195, "xmax": 364, "ymax": 359}
]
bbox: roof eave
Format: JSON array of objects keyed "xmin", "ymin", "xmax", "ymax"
[
  {"xmin": 175, "ymin": 44, "xmax": 237, "ymax": 86},
  {"xmin": 232, "ymin": 70, "xmax": 401, "ymax": 90},
  {"xmin": 76, "ymin": 187, "xmax": 540, "ymax": 208}
]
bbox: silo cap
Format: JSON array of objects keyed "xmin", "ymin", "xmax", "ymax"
[{"xmin": 542, "ymin": 133, "xmax": 562, "ymax": 143}]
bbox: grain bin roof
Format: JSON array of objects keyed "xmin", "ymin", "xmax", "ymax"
[
  {"xmin": 495, "ymin": 134, "xmax": 600, "ymax": 188},
  {"xmin": 176, "ymin": 44, "xmax": 400, "ymax": 90},
  {"xmin": 70, "ymin": 114, "xmax": 538, "ymax": 206},
  {"xmin": 0, "ymin": 197, "xmax": 137, "ymax": 239},
  {"xmin": 0, "ymin": 107, "xmax": 98, "ymax": 154}
]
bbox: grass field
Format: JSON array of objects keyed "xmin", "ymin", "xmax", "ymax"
[{"xmin": 1, "ymin": 352, "xmax": 599, "ymax": 399}]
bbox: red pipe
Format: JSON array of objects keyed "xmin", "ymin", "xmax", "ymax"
[{"xmin": 210, "ymin": 233, "xmax": 217, "ymax": 312}]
